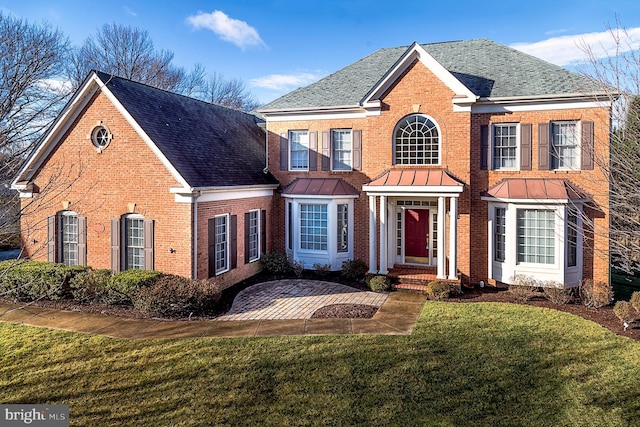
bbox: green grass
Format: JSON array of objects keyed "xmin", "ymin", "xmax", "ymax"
[{"xmin": 2, "ymin": 302, "xmax": 640, "ymax": 426}]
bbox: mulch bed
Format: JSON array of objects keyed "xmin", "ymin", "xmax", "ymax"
[{"xmin": 311, "ymin": 304, "xmax": 378, "ymax": 319}]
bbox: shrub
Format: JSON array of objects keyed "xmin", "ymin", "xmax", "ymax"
[
  {"xmin": 542, "ymin": 282, "xmax": 573, "ymax": 305},
  {"xmin": 341, "ymin": 259, "xmax": 368, "ymax": 281},
  {"xmin": 312, "ymin": 263, "xmax": 332, "ymax": 277},
  {"xmin": 69, "ymin": 269, "xmax": 113, "ymax": 304},
  {"xmin": 613, "ymin": 301, "xmax": 635, "ymax": 330},
  {"xmin": 105, "ymin": 269, "xmax": 161, "ymax": 305},
  {"xmin": 368, "ymin": 275, "xmax": 391, "ymax": 292},
  {"xmin": 0, "ymin": 260, "xmax": 89, "ymax": 302},
  {"xmin": 291, "ymin": 259, "xmax": 304, "ymax": 278},
  {"xmin": 579, "ymin": 279, "xmax": 613, "ymax": 309},
  {"xmin": 426, "ymin": 280, "xmax": 451, "ymax": 300},
  {"xmin": 261, "ymin": 252, "xmax": 292, "ymax": 275},
  {"xmin": 133, "ymin": 275, "xmax": 222, "ymax": 317},
  {"xmin": 630, "ymin": 291, "xmax": 640, "ymax": 313},
  {"xmin": 509, "ymin": 275, "xmax": 537, "ymax": 303}
]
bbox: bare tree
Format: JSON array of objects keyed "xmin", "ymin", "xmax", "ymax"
[{"xmin": 201, "ymin": 72, "xmax": 261, "ymax": 112}]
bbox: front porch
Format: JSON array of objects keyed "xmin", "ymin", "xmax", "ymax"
[{"xmin": 387, "ymin": 264, "xmax": 460, "ymax": 292}]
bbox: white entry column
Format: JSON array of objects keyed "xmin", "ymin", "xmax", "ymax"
[
  {"xmin": 379, "ymin": 195, "xmax": 388, "ymax": 275},
  {"xmin": 448, "ymin": 197, "xmax": 458, "ymax": 280},
  {"xmin": 368, "ymin": 195, "xmax": 377, "ymax": 274},
  {"xmin": 437, "ymin": 196, "xmax": 446, "ymax": 279}
]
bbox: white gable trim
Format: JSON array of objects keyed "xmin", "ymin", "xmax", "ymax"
[{"xmin": 361, "ymin": 42, "xmax": 477, "ymax": 107}]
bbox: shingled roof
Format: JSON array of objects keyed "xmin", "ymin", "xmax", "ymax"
[
  {"xmin": 95, "ymin": 71, "xmax": 278, "ymax": 189},
  {"xmin": 260, "ymin": 39, "xmax": 603, "ymax": 111}
]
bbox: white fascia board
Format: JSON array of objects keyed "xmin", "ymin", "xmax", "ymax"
[
  {"xmin": 282, "ymin": 193, "xmax": 359, "ymax": 200},
  {"xmin": 472, "ymin": 99, "xmax": 612, "ymax": 114},
  {"xmin": 263, "ymin": 108, "xmax": 378, "ymax": 122},
  {"xmin": 363, "ymin": 185, "xmax": 464, "ymax": 196},
  {"xmin": 362, "ymin": 42, "xmax": 477, "ymax": 107},
  {"xmin": 11, "ymin": 74, "xmax": 102, "ymax": 188},
  {"xmin": 480, "ymin": 196, "xmax": 587, "ymax": 204},
  {"xmin": 173, "ymin": 185, "xmax": 277, "ymax": 203}
]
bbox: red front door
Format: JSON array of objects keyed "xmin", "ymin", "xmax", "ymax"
[{"xmin": 405, "ymin": 209, "xmax": 429, "ymax": 258}]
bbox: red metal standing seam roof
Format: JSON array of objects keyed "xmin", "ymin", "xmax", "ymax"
[
  {"xmin": 282, "ymin": 178, "xmax": 360, "ymax": 196},
  {"xmin": 367, "ymin": 169, "xmax": 464, "ymax": 187},
  {"xmin": 484, "ymin": 179, "xmax": 590, "ymax": 200}
]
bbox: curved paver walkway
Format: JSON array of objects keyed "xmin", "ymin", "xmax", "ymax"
[{"xmin": 216, "ymin": 280, "xmax": 388, "ymax": 321}]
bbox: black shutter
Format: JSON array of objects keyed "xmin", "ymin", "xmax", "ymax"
[
  {"xmin": 47, "ymin": 215, "xmax": 56, "ymax": 263},
  {"xmin": 110, "ymin": 218, "xmax": 121, "ymax": 272},
  {"xmin": 581, "ymin": 121, "xmax": 594, "ymax": 170},
  {"xmin": 261, "ymin": 209, "xmax": 267, "ymax": 256},
  {"xmin": 538, "ymin": 123, "xmax": 550, "ymax": 170},
  {"xmin": 352, "ymin": 130, "xmax": 362, "ymax": 171},
  {"xmin": 480, "ymin": 125, "xmax": 489, "ymax": 170},
  {"xmin": 143, "ymin": 220, "xmax": 154, "ymax": 270},
  {"xmin": 309, "ymin": 131, "xmax": 318, "ymax": 171},
  {"xmin": 208, "ymin": 218, "xmax": 216, "ymax": 278},
  {"xmin": 244, "ymin": 212, "xmax": 250, "ymax": 264},
  {"xmin": 520, "ymin": 124, "xmax": 532, "ymax": 171},
  {"xmin": 280, "ymin": 132, "xmax": 288, "ymax": 171},
  {"xmin": 78, "ymin": 216, "xmax": 87, "ymax": 266},
  {"xmin": 230, "ymin": 215, "xmax": 237, "ymax": 270},
  {"xmin": 321, "ymin": 131, "xmax": 330, "ymax": 171}
]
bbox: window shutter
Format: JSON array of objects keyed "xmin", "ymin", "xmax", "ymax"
[
  {"xmin": 230, "ymin": 215, "xmax": 237, "ymax": 270},
  {"xmin": 538, "ymin": 123, "xmax": 550, "ymax": 170},
  {"xmin": 309, "ymin": 131, "xmax": 318, "ymax": 171},
  {"xmin": 78, "ymin": 216, "xmax": 87, "ymax": 266},
  {"xmin": 110, "ymin": 218, "xmax": 121, "ymax": 273},
  {"xmin": 261, "ymin": 209, "xmax": 267, "ymax": 255},
  {"xmin": 520, "ymin": 124, "xmax": 532, "ymax": 171},
  {"xmin": 480, "ymin": 125, "xmax": 489, "ymax": 170},
  {"xmin": 279, "ymin": 133, "xmax": 288, "ymax": 171},
  {"xmin": 207, "ymin": 218, "xmax": 216, "ymax": 277},
  {"xmin": 143, "ymin": 220, "xmax": 154, "ymax": 270},
  {"xmin": 321, "ymin": 131, "xmax": 330, "ymax": 171},
  {"xmin": 581, "ymin": 120, "xmax": 594, "ymax": 170},
  {"xmin": 47, "ymin": 215, "xmax": 56, "ymax": 263},
  {"xmin": 352, "ymin": 130, "xmax": 362, "ymax": 171},
  {"xmin": 244, "ymin": 212, "xmax": 250, "ymax": 264}
]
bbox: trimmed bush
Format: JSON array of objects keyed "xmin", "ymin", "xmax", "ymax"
[
  {"xmin": 261, "ymin": 252, "xmax": 292, "ymax": 275},
  {"xmin": 291, "ymin": 260, "xmax": 304, "ymax": 278},
  {"xmin": 0, "ymin": 260, "xmax": 89, "ymax": 302},
  {"xmin": 368, "ymin": 275, "xmax": 390, "ymax": 292},
  {"xmin": 630, "ymin": 291, "xmax": 640, "ymax": 313},
  {"xmin": 426, "ymin": 280, "xmax": 451, "ymax": 300},
  {"xmin": 105, "ymin": 269, "xmax": 161, "ymax": 305},
  {"xmin": 133, "ymin": 275, "xmax": 222, "ymax": 317},
  {"xmin": 579, "ymin": 279, "xmax": 613, "ymax": 309},
  {"xmin": 509, "ymin": 275, "xmax": 537, "ymax": 303},
  {"xmin": 312, "ymin": 263, "xmax": 332, "ymax": 277},
  {"xmin": 542, "ymin": 283, "xmax": 573, "ymax": 305},
  {"xmin": 613, "ymin": 301, "xmax": 634, "ymax": 329},
  {"xmin": 341, "ymin": 259, "xmax": 368, "ymax": 281},
  {"xmin": 69, "ymin": 269, "xmax": 113, "ymax": 304}
]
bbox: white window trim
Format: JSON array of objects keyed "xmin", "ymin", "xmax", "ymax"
[
  {"xmin": 491, "ymin": 123, "xmax": 520, "ymax": 171},
  {"xmin": 59, "ymin": 211, "xmax": 79, "ymax": 266},
  {"xmin": 331, "ymin": 128, "xmax": 353, "ymax": 172},
  {"xmin": 214, "ymin": 213, "xmax": 230, "ymax": 275},
  {"xmin": 124, "ymin": 213, "xmax": 145, "ymax": 270},
  {"xmin": 516, "ymin": 208, "xmax": 557, "ymax": 267},
  {"xmin": 550, "ymin": 120, "xmax": 581, "ymax": 171},
  {"xmin": 393, "ymin": 114, "xmax": 442, "ymax": 166},
  {"xmin": 248, "ymin": 209, "xmax": 261, "ymax": 263},
  {"xmin": 288, "ymin": 130, "xmax": 309, "ymax": 171},
  {"xmin": 299, "ymin": 203, "xmax": 328, "ymax": 252}
]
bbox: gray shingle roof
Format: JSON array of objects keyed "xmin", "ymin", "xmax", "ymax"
[
  {"xmin": 96, "ymin": 71, "xmax": 278, "ymax": 189},
  {"xmin": 260, "ymin": 39, "xmax": 602, "ymax": 111}
]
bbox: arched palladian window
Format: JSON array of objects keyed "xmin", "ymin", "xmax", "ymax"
[{"xmin": 393, "ymin": 114, "xmax": 440, "ymax": 165}]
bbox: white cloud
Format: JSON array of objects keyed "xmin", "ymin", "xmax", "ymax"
[
  {"xmin": 124, "ymin": 6, "xmax": 137, "ymax": 17},
  {"xmin": 250, "ymin": 72, "xmax": 324, "ymax": 91},
  {"xmin": 511, "ymin": 27, "xmax": 640, "ymax": 66},
  {"xmin": 37, "ymin": 78, "xmax": 72, "ymax": 95},
  {"xmin": 186, "ymin": 10, "xmax": 265, "ymax": 49}
]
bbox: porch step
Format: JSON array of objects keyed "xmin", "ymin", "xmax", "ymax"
[{"xmin": 393, "ymin": 283, "xmax": 431, "ymax": 292}]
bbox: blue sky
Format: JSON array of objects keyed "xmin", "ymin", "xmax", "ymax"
[{"xmin": 2, "ymin": 0, "xmax": 639, "ymax": 103}]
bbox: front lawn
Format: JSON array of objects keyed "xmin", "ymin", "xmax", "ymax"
[{"xmin": 1, "ymin": 302, "xmax": 639, "ymax": 426}]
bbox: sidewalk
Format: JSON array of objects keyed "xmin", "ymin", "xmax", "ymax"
[{"xmin": 0, "ymin": 291, "xmax": 426, "ymax": 340}]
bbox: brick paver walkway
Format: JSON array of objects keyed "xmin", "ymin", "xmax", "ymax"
[{"xmin": 216, "ymin": 279, "xmax": 388, "ymax": 321}]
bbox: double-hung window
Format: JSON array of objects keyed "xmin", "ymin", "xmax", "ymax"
[
  {"xmin": 125, "ymin": 215, "xmax": 145, "ymax": 270},
  {"xmin": 517, "ymin": 209, "xmax": 555, "ymax": 264},
  {"xmin": 567, "ymin": 208, "xmax": 578, "ymax": 267},
  {"xmin": 337, "ymin": 204, "xmax": 348, "ymax": 252},
  {"xmin": 551, "ymin": 121, "xmax": 578, "ymax": 169},
  {"xmin": 493, "ymin": 124, "xmax": 517, "ymax": 169},
  {"xmin": 215, "ymin": 215, "xmax": 229, "ymax": 274},
  {"xmin": 248, "ymin": 210, "xmax": 260, "ymax": 262},
  {"xmin": 289, "ymin": 130, "xmax": 309, "ymax": 171},
  {"xmin": 494, "ymin": 208, "xmax": 506, "ymax": 262},
  {"xmin": 60, "ymin": 212, "xmax": 78, "ymax": 266},
  {"xmin": 332, "ymin": 129, "xmax": 352, "ymax": 171},
  {"xmin": 300, "ymin": 204, "xmax": 327, "ymax": 251}
]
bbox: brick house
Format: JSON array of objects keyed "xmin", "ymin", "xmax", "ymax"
[
  {"xmin": 12, "ymin": 71, "xmax": 278, "ymax": 290},
  {"xmin": 258, "ymin": 39, "xmax": 611, "ymax": 287},
  {"xmin": 12, "ymin": 38, "xmax": 612, "ymax": 289}
]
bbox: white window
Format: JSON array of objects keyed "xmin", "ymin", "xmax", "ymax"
[
  {"xmin": 332, "ymin": 129, "xmax": 352, "ymax": 171},
  {"xmin": 517, "ymin": 209, "xmax": 555, "ymax": 264},
  {"xmin": 289, "ymin": 130, "xmax": 309, "ymax": 170},
  {"xmin": 287, "ymin": 202, "xmax": 293, "ymax": 251},
  {"xmin": 215, "ymin": 215, "xmax": 228, "ymax": 274},
  {"xmin": 300, "ymin": 204, "xmax": 327, "ymax": 251},
  {"xmin": 60, "ymin": 212, "xmax": 78, "ymax": 266},
  {"xmin": 493, "ymin": 124, "xmax": 517, "ymax": 169},
  {"xmin": 494, "ymin": 207, "xmax": 506, "ymax": 262},
  {"xmin": 248, "ymin": 210, "xmax": 260, "ymax": 262},
  {"xmin": 337, "ymin": 204, "xmax": 348, "ymax": 252},
  {"xmin": 394, "ymin": 114, "xmax": 440, "ymax": 165},
  {"xmin": 125, "ymin": 215, "xmax": 145, "ymax": 270},
  {"xmin": 551, "ymin": 121, "xmax": 578, "ymax": 169},
  {"xmin": 567, "ymin": 208, "xmax": 578, "ymax": 267}
]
